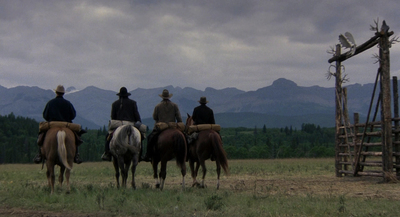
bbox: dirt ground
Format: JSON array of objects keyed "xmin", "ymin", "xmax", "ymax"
[{"xmin": 1, "ymin": 174, "xmax": 399, "ymax": 217}]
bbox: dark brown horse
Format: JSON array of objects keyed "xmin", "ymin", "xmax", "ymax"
[
  {"xmin": 152, "ymin": 128, "xmax": 187, "ymax": 190},
  {"xmin": 185, "ymin": 115, "xmax": 229, "ymax": 189},
  {"xmin": 109, "ymin": 124, "xmax": 141, "ymax": 189},
  {"xmin": 41, "ymin": 127, "xmax": 76, "ymax": 194}
]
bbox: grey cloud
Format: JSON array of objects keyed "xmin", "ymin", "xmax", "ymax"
[{"xmin": 0, "ymin": 0, "xmax": 399, "ymax": 92}]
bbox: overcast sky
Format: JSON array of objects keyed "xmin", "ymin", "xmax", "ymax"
[{"xmin": 1, "ymin": 0, "xmax": 399, "ymax": 92}]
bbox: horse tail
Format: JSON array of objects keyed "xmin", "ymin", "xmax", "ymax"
[
  {"xmin": 210, "ymin": 132, "xmax": 229, "ymax": 175},
  {"xmin": 57, "ymin": 130, "xmax": 72, "ymax": 170},
  {"xmin": 122, "ymin": 125, "xmax": 140, "ymax": 153},
  {"xmin": 173, "ymin": 132, "xmax": 187, "ymax": 168}
]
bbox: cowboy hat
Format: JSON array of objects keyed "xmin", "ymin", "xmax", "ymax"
[
  {"xmin": 198, "ymin": 96, "xmax": 208, "ymax": 104},
  {"xmin": 159, "ymin": 89, "xmax": 173, "ymax": 99},
  {"xmin": 117, "ymin": 87, "xmax": 131, "ymax": 96},
  {"xmin": 54, "ymin": 85, "xmax": 65, "ymax": 94}
]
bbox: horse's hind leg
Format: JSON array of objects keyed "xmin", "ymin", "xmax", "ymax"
[
  {"xmin": 189, "ymin": 160, "xmax": 197, "ymax": 187},
  {"xmin": 65, "ymin": 168, "xmax": 71, "ymax": 194},
  {"xmin": 122, "ymin": 160, "xmax": 131, "ymax": 188},
  {"xmin": 190, "ymin": 160, "xmax": 201, "ymax": 187},
  {"xmin": 152, "ymin": 161, "xmax": 160, "ymax": 188},
  {"xmin": 113, "ymin": 159, "xmax": 120, "ymax": 188},
  {"xmin": 46, "ymin": 164, "xmax": 55, "ymax": 194},
  {"xmin": 131, "ymin": 159, "xmax": 138, "ymax": 189},
  {"xmin": 59, "ymin": 166, "xmax": 65, "ymax": 187},
  {"xmin": 159, "ymin": 161, "xmax": 167, "ymax": 190},
  {"xmin": 200, "ymin": 160, "xmax": 207, "ymax": 188},
  {"xmin": 181, "ymin": 163, "xmax": 186, "ymax": 191},
  {"xmin": 216, "ymin": 161, "xmax": 221, "ymax": 190}
]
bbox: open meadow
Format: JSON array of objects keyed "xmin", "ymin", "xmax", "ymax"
[{"xmin": 1, "ymin": 158, "xmax": 400, "ymax": 216}]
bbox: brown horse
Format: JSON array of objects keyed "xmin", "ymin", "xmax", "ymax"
[
  {"xmin": 151, "ymin": 128, "xmax": 187, "ymax": 190},
  {"xmin": 185, "ymin": 114, "xmax": 229, "ymax": 189},
  {"xmin": 41, "ymin": 127, "xmax": 76, "ymax": 194},
  {"xmin": 109, "ymin": 124, "xmax": 141, "ymax": 189}
]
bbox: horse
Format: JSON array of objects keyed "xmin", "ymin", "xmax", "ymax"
[
  {"xmin": 109, "ymin": 124, "xmax": 141, "ymax": 189},
  {"xmin": 41, "ymin": 127, "xmax": 76, "ymax": 194},
  {"xmin": 185, "ymin": 114, "xmax": 229, "ymax": 189},
  {"xmin": 151, "ymin": 128, "xmax": 187, "ymax": 190}
]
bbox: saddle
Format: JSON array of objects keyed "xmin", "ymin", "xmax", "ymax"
[
  {"xmin": 187, "ymin": 124, "xmax": 221, "ymax": 135},
  {"xmin": 39, "ymin": 121, "xmax": 81, "ymax": 133},
  {"xmin": 155, "ymin": 122, "xmax": 185, "ymax": 132},
  {"xmin": 37, "ymin": 121, "xmax": 83, "ymax": 146},
  {"xmin": 108, "ymin": 120, "xmax": 147, "ymax": 134}
]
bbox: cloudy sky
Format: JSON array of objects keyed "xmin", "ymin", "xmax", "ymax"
[{"xmin": 1, "ymin": 0, "xmax": 399, "ymax": 92}]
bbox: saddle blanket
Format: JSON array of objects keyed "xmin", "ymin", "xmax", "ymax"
[
  {"xmin": 39, "ymin": 121, "xmax": 81, "ymax": 133},
  {"xmin": 187, "ymin": 124, "xmax": 221, "ymax": 134}
]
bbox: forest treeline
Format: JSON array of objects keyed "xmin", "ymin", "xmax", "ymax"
[{"xmin": 0, "ymin": 113, "xmax": 335, "ymax": 164}]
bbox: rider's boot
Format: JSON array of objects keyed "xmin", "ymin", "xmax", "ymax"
[
  {"xmin": 74, "ymin": 146, "xmax": 83, "ymax": 164},
  {"xmin": 101, "ymin": 136, "xmax": 112, "ymax": 161},
  {"xmin": 33, "ymin": 150, "xmax": 42, "ymax": 164}
]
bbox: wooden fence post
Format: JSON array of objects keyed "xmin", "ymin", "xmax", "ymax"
[
  {"xmin": 353, "ymin": 113, "xmax": 359, "ymax": 173},
  {"xmin": 393, "ymin": 77, "xmax": 399, "ymax": 177},
  {"xmin": 379, "ymin": 30, "xmax": 393, "ymax": 181},
  {"xmin": 343, "ymin": 87, "xmax": 349, "ymax": 172},
  {"xmin": 335, "ymin": 44, "xmax": 343, "ymax": 177}
]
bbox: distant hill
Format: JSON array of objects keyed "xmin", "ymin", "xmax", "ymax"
[{"xmin": 0, "ymin": 78, "xmax": 378, "ymax": 129}]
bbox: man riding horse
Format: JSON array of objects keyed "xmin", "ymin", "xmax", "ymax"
[
  {"xmin": 190, "ymin": 96, "xmax": 220, "ymax": 159},
  {"xmin": 102, "ymin": 87, "xmax": 143, "ymax": 161},
  {"xmin": 142, "ymin": 89, "xmax": 183, "ymax": 162},
  {"xmin": 192, "ymin": 96, "xmax": 215, "ymax": 125},
  {"xmin": 34, "ymin": 85, "xmax": 85, "ymax": 164}
]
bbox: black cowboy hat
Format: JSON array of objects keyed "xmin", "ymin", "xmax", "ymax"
[
  {"xmin": 117, "ymin": 87, "xmax": 131, "ymax": 96},
  {"xmin": 198, "ymin": 96, "xmax": 208, "ymax": 104}
]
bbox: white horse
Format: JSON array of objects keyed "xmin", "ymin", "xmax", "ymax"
[{"xmin": 109, "ymin": 124, "xmax": 141, "ymax": 189}]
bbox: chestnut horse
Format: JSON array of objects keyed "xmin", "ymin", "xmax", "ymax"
[
  {"xmin": 185, "ymin": 114, "xmax": 229, "ymax": 189},
  {"xmin": 41, "ymin": 127, "xmax": 76, "ymax": 194},
  {"xmin": 151, "ymin": 128, "xmax": 187, "ymax": 190},
  {"xmin": 109, "ymin": 124, "xmax": 141, "ymax": 189}
]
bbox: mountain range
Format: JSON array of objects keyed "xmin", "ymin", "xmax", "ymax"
[{"xmin": 0, "ymin": 78, "xmax": 377, "ymax": 129}]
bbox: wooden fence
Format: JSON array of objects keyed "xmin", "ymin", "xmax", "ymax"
[{"xmin": 328, "ymin": 21, "xmax": 398, "ymax": 181}]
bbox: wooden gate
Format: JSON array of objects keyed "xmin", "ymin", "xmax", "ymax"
[{"xmin": 328, "ymin": 20, "xmax": 399, "ymax": 181}]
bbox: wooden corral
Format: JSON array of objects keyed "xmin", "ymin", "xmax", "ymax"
[{"xmin": 328, "ymin": 20, "xmax": 399, "ymax": 182}]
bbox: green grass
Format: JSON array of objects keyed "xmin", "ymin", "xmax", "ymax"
[{"xmin": 1, "ymin": 159, "xmax": 400, "ymax": 216}]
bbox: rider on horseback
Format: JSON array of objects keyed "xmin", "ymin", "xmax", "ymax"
[
  {"xmin": 192, "ymin": 97, "xmax": 215, "ymax": 125},
  {"xmin": 190, "ymin": 96, "xmax": 219, "ymax": 160},
  {"xmin": 33, "ymin": 85, "xmax": 85, "ymax": 164},
  {"xmin": 141, "ymin": 89, "xmax": 183, "ymax": 162},
  {"xmin": 101, "ymin": 87, "xmax": 142, "ymax": 161}
]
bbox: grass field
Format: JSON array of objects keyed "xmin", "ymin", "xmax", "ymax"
[{"xmin": 1, "ymin": 158, "xmax": 400, "ymax": 216}]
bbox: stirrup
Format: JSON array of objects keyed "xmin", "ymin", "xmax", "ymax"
[
  {"xmin": 33, "ymin": 155, "xmax": 42, "ymax": 164},
  {"xmin": 101, "ymin": 152, "xmax": 112, "ymax": 161},
  {"xmin": 74, "ymin": 155, "xmax": 83, "ymax": 164},
  {"xmin": 140, "ymin": 156, "xmax": 151, "ymax": 162}
]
